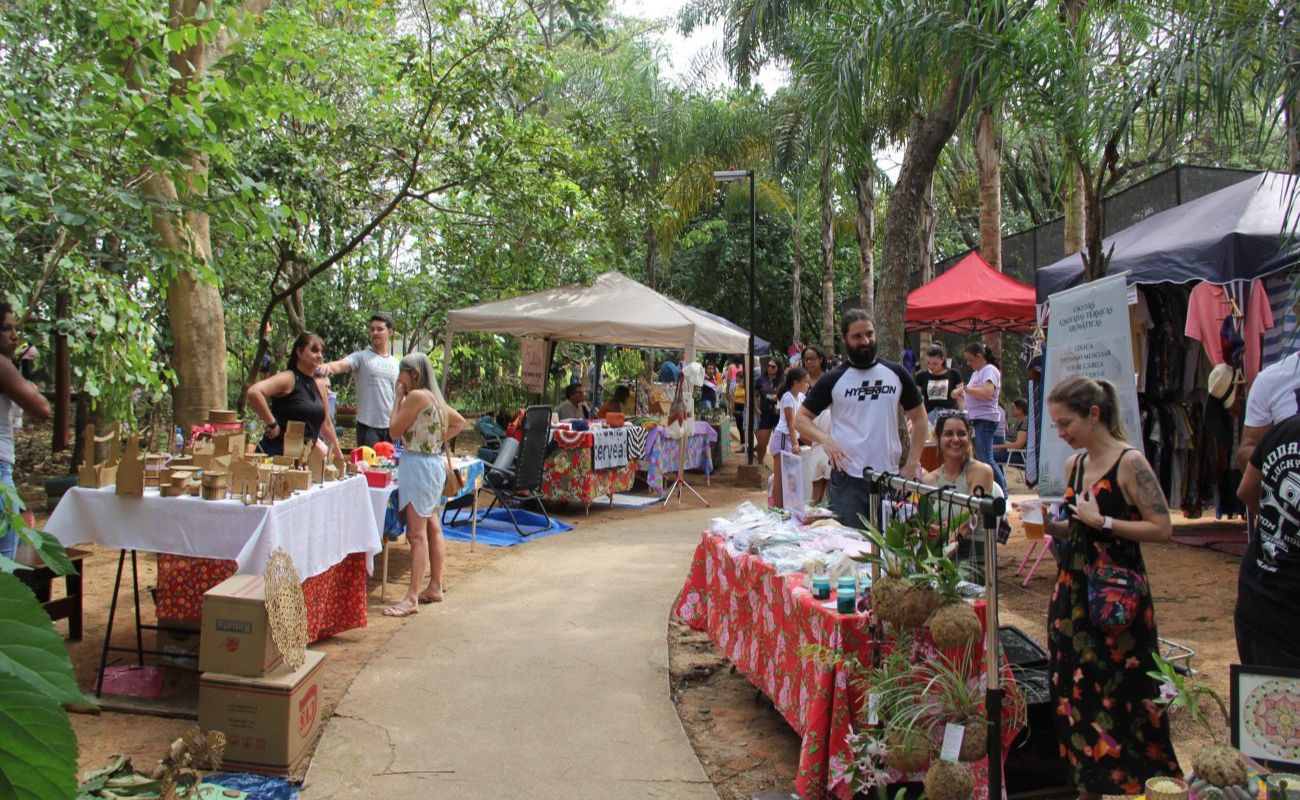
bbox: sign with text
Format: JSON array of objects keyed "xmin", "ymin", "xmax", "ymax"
[
  {"xmin": 521, "ymin": 338, "xmax": 547, "ymax": 393},
  {"xmin": 1038, "ymin": 274, "xmax": 1141, "ymax": 497},
  {"xmin": 592, "ymin": 427, "xmax": 629, "ymax": 471}
]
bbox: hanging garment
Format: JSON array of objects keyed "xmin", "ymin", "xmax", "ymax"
[{"xmin": 1185, "ymin": 280, "xmax": 1274, "ymax": 382}]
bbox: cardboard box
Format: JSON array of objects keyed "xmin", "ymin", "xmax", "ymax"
[
  {"xmin": 199, "ymin": 575, "xmax": 281, "ymax": 677},
  {"xmin": 198, "ymin": 650, "xmax": 325, "ymax": 775},
  {"xmin": 154, "ymin": 617, "xmax": 201, "ymax": 668}
]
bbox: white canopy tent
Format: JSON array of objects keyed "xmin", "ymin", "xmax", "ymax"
[{"xmin": 442, "ymin": 272, "xmax": 752, "ymax": 391}]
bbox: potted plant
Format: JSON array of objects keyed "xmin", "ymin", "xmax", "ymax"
[{"xmin": 1149, "ymin": 657, "xmax": 1252, "ymax": 798}]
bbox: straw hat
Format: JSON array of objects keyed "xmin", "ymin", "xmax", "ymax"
[{"xmin": 1207, "ymin": 363, "xmax": 1237, "ymax": 408}]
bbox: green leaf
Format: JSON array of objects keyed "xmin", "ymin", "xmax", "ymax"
[
  {"xmin": 13, "ymin": 528, "xmax": 75, "ymax": 577},
  {"xmin": 0, "ymin": 573, "xmax": 85, "ymax": 706},
  {"xmin": 0, "ymin": 672, "xmax": 78, "ymax": 800}
]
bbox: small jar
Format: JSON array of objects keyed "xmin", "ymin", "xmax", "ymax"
[
  {"xmin": 836, "ymin": 576, "xmax": 857, "ymax": 614},
  {"xmin": 811, "ymin": 574, "xmax": 831, "ymax": 600}
]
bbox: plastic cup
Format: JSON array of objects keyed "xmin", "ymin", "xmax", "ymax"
[{"xmin": 1020, "ymin": 500, "xmax": 1045, "ymax": 540}]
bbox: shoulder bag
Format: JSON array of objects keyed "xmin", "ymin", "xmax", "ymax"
[{"xmin": 1071, "ymin": 452, "xmax": 1147, "ymax": 636}]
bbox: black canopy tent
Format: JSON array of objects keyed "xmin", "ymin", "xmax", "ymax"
[{"xmin": 1037, "ymin": 172, "xmax": 1300, "ymax": 301}]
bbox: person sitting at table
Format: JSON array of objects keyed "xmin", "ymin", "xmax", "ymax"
[
  {"xmin": 246, "ymin": 332, "xmax": 342, "ymax": 460},
  {"xmin": 994, "ymin": 398, "xmax": 1029, "ymax": 463},
  {"xmin": 596, "ymin": 385, "xmax": 630, "ymax": 419},
  {"xmin": 386, "ymin": 352, "xmax": 466, "ymax": 617},
  {"xmin": 556, "ymin": 383, "xmax": 591, "ymax": 420}
]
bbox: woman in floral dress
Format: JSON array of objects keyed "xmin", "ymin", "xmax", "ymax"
[
  {"xmin": 385, "ymin": 352, "xmax": 465, "ymax": 617},
  {"xmin": 1043, "ymin": 377, "xmax": 1180, "ymax": 797}
]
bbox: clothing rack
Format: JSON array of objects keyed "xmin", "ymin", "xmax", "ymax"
[{"xmin": 862, "ymin": 468, "xmax": 1007, "ymax": 800}]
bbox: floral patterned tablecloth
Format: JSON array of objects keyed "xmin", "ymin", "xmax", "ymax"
[
  {"xmin": 673, "ymin": 532, "xmax": 1020, "ymax": 800},
  {"xmin": 643, "ymin": 432, "xmax": 712, "ymax": 496},
  {"xmin": 156, "ymin": 551, "xmax": 368, "ymax": 641},
  {"xmin": 541, "ymin": 446, "xmax": 638, "ymax": 510}
]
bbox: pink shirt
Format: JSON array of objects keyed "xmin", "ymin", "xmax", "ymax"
[{"xmin": 1185, "ymin": 281, "xmax": 1273, "ymax": 382}]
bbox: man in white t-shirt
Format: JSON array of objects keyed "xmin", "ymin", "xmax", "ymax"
[
  {"xmin": 795, "ymin": 310, "xmax": 927, "ymax": 529},
  {"xmin": 1237, "ymin": 350, "xmax": 1300, "ymax": 468},
  {"xmin": 321, "ymin": 313, "xmax": 401, "ymax": 447}
]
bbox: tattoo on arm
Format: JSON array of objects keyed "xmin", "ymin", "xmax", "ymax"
[{"xmin": 1130, "ymin": 456, "xmax": 1170, "ymax": 518}]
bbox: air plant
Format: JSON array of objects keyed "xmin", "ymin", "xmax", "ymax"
[{"xmin": 1149, "ymin": 656, "xmax": 1249, "ymax": 791}]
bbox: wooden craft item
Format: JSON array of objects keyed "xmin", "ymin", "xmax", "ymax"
[
  {"xmin": 331, "ymin": 455, "xmax": 346, "ymax": 481},
  {"xmin": 116, "ymin": 434, "xmax": 145, "ymax": 497},
  {"xmin": 168, "ymin": 454, "xmax": 193, "ymax": 469},
  {"xmin": 287, "ymin": 469, "xmax": 311, "ymax": 492},
  {"xmin": 213, "ymin": 431, "xmax": 245, "ymax": 456},
  {"xmin": 282, "ymin": 421, "xmax": 306, "ymax": 462},
  {"xmin": 231, "ymin": 459, "xmax": 260, "ymax": 504},
  {"xmin": 208, "ymin": 409, "xmax": 238, "ymax": 425},
  {"xmin": 271, "ymin": 455, "xmax": 295, "ymax": 467},
  {"xmin": 323, "ymin": 464, "xmax": 338, "ymax": 482},
  {"xmin": 262, "ymin": 548, "xmax": 308, "ymax": 671},
  {"xmin": 143, "ymin": 453, "xmax": 168, "ymax": 488},
  {"xmin": 201, "ymin": 471, "xmax": 229, "ymax": 501},
  {"xmin": 275, "ymin": 470, "xmax": 293, "ymax": 501},
  {"xmin": 78, "ymin": 423, "xmax": 121, "ymax": 489},
  {"xmin": 307, "ymin": 448, "xmax": 325, "ymax": 484},
  {"xmin": 160, "ymin": 467, "xmax": 199, "ymax": 497}
]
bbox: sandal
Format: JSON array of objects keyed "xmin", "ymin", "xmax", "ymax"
[
  {"xmin": 383, "ymin": 600, "xmax": 420, "ymax": 617},
  {"xmin": 418, "ymin": 589, "xmax": 444, "ymax": 604}
]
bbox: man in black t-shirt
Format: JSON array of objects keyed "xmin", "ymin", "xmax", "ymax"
[
  {"xmin": 796, "ymin": 310, "xmax": 927, "ymax": 529},
  {"xmin": 1235, "ymin": 412, "xmax": 1300, "ymax": 669},
  {"xmin": 913, "ymin": 343, "xmax": 964, "ymax": 427}
]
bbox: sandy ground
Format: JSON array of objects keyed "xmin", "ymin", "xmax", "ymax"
[{"xmin": 18, "ymin": 419, "xmax": 1243, "ymax": 796}]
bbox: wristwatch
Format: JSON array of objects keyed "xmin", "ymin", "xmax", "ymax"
[{"xmin": 1101, "ymin": 515, "xmax": 1114, "ymax": 531}]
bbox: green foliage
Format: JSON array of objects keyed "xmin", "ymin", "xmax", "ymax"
[
  {"xmin": 1148, "ymin": 655, "xmax": 1230, "ymax": 741},
  {"xmin": 0, "ymin": 573, "xmax": 83, "ymax": 800}
]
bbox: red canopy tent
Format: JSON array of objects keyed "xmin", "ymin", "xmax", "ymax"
[{"xmin": 906, "ymin": 251, "xmax": 1036, "ymax": 335}]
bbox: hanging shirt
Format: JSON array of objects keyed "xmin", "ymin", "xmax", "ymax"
[
  {"xmin": 802, "ymin": 360, "xmax": 922, "ymax": 478},
  {"xmin": 1185, "ymin": 280, "xmax": 1274, "ymax": 382}
]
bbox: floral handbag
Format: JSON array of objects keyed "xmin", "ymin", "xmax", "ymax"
[{"xmin": 1070, "ymin": 454, "xmax": 1146, "ymax": 635}]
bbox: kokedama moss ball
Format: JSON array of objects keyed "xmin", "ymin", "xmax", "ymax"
[
  {"xmin": 872, "ymin": 575, "xmax": 910, "ymax": 624},
  {"xmin": 929, "ymin": 600, "xmax": 982, "ymax": 650},
  {"xmin": 899, "ymin": 585, "xmax": 942, "ymax": 628},
  {"xmin": 885, "ymin": 729, "xmax": 931, "ymax": 774},
  {"xmin": 925, "ymin": 759, "xmax": 975, "ymax": 800},
  {"xmin": 1193, "ymin": 744, "xmax": 1248, "ymax": 788},
  {"xmin": 957, "ymin": 716, "xmax": 988, "ymax": 762}
]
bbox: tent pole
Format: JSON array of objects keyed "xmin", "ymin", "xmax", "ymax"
[
  {"xmin": 592, "ymin": 344, "xmax": 606, "ymax": 408},
  {"xmin": 542, "ymin": 338, "xmax": 555, "ymax": 406}
]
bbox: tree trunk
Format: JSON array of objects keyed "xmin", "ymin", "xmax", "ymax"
[
  {"xmin": 976, "ymin": 105, "xmax": 1003, "ymax": 357},
  {"xmin": 819, "ymin": 146, "xmax": 836, "ymax": 352},
  {"xmin": 1080, "ymin": 167, "xmax": 1109, "ymax": 282},
  {"xmin": 1063, "ymin": 167, "xmax": 1086, "ymax": 256},
  {"xmin": 877, "ymin": 68, "xmax": 979, "ymax": 361},
  {"xmin": 792, "ymin": 202, "xmax": 803, "ymax": 343},
  {"xmin": 851, "ymin": 160, "xmax": 876, "ymax": 315}
]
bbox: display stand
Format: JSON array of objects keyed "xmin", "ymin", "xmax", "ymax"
[
  {"xmin": 662, "ymin": 376, "xmax": 708, "ymax": 508},
  {"xmin": 862, "ymin": 468, "xmax": 1006, "ymax": 800}
]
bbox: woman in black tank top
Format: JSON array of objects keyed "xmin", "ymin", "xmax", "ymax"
[
  {"xmin": 1042, "ymin": 378, "xmax": 1178, "ymax": 798},
  {"xmin": 245, "ymin": 332, "xmax": 342, "ymax": 459}
]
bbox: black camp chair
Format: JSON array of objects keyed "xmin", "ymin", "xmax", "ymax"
[{"xmin": 481, "ymin": 405, "xmax": 552, "ymax": 536}]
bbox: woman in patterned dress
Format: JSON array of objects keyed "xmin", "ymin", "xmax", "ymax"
[
  {"xmin": 1043, "ymin": 377, "xmax": 1180, "ymax": 797},
  {"xmin": 385, "ymin": 352, "xmax": 465, "ymax": 617}
]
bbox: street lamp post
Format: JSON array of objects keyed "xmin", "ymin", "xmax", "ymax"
[{"xmin": 712, "ymin": 169, "xmax": 756, "ymax": 468}]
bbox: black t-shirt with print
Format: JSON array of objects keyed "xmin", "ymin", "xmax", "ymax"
[
  {"xmin": 803, "ymin": 360, "xmax": 922, "ymax": 477},
  {"xmin": 914, "ymin": 368, "xmax": 963, "ymax": 413},
  {"xmin": 1236, "ymin": 414, "xmax": 1300, "ymax": 636}
]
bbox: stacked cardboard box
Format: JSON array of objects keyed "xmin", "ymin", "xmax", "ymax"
[{"xmin": 197, "ymin": 576, "xmax": 325, "ymax": 776}]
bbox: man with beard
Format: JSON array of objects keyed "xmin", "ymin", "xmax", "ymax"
[{"xmin": 795, "ymin": 309, "xmax": 926, "ymax": 528}]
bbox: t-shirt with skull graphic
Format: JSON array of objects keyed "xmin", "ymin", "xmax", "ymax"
[
  {"xmin": 1236, "ymin": 413, "xmax": 1300, "ymax": 641},
  {"xmin": 801, "ymin": 360, "xmax": 922, "ymax": 479}
]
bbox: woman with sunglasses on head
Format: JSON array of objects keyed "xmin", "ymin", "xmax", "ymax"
[
  {"xmin": 755, "ymin": 357, "xmax": 783, "ymax": 465},
  {"xmin": 245, "ymin": 331, "xmax": 342, "ymax": 461},
  {"xmin": 0, "ymin": 303, "xmax": 50, "ymax": 559},
  {"xmin": 1041, "ymin": 376, "xmax": 1177, "ymax": 799}
]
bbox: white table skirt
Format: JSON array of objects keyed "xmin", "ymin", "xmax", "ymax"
[{"xmin": 45, "ymin": 475, "xmax": 382, "ymax": 579}]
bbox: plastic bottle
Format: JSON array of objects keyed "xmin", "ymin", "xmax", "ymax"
[{"xmin": 174, "ymin": 426, "xmax": 184, "ymax": 452}]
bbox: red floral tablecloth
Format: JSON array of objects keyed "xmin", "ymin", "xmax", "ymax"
[
  {"xmin": 673, "ymin": 532, "xmax": 1019, "ymax": 800},
  {"xmin": 156, "ymin": 551, "xmax": 369, "ymax": 641},
  {"xmin": 541, "ymin": 446, "xmax": 638, "ymax": 509}
]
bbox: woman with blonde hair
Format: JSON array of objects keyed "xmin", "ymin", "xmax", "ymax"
[
  {"xmin": 1042, "ymin": 376, "xmax": 1178, "ymax": 797},
  {"xmin": 385, "ymin": 352, "xmax": 466, "ymax": 617}
]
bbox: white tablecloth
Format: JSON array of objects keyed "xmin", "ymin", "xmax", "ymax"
[{"xmin": 45, "ymin": 475, "xmax": 381, "ymax": 579}]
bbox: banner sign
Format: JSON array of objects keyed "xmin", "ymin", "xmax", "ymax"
[
  {"xmin": 1038, "ymin": 274, "xmax": 1141, "ymax": 497},
  {"xmin": 521, "ymin": 338, "xmax": 547, "ymax": 393},
  {"xmin": 592, "ymin": 427, "xmax": 629, "ymax": 471}
]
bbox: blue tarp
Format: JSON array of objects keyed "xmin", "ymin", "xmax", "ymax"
[{"xmin": 441, "ymin": 508, "xmax": 574, "ymax": 546}]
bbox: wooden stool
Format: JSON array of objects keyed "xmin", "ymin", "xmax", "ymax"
[{"xmin": 16, "ymin": 546, "xmax": 89, "ymax": 641}]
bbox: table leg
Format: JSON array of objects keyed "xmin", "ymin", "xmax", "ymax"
[
  {"xmin": 96, "ymin": 550, "xmax": 127, "ymax": 698},
  {"xmin": 130, "ymin": 550, "xmax": 144, "ymax": 666},
  {"xmin": 65, "ymin": 566, "xmax": 84, "ymax": 642},
  {"xmin": 469, "ymin": 489, "xmax": 479, "ymax": 551}
]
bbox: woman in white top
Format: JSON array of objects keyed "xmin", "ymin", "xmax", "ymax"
[
  {"xmin": 0, "ymin": 302, "xmax": 51, "ymax": 559},
  {"xmin": 799, "ymin": 345, "xmax": 832, "ymax": 503},
  {"xmin": 963, "ymin": 342, "xmax": 1006, "ymax": 495},
  {"xmin": 769, "ymin": 366, "xmax": 810, "ymax": 510}
]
